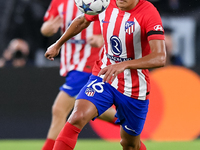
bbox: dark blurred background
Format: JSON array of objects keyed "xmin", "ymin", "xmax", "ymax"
[{"xmin": 0, "ymin": 0, "xmax": 200, "ymax": 139}]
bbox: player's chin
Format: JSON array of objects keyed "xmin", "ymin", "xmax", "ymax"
[{"xmin": 116, "ymin": 1, "xmax": 127, "ymax": 9}]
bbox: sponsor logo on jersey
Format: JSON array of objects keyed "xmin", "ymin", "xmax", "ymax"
[
  {"xmin": 106, "ymin": 54, "xmax": 132, "ymax": 62},
  {"xmin": 125, "ymin": 21, "xmax": 135, "ymax": 35},
  {"xmin": 109, "ymin": 35, "xmax": 132, "ymax": 62},
  {"xmin": 110, "ymin": 35, "xmax": 122, "ymax": 56},
  {"xmin": 154, "ymin": 25, "xmax": 163, "ymax": 31},
  {"xmin": 85, "ymin": 88, "xmax": 95, "ymax": 97}
]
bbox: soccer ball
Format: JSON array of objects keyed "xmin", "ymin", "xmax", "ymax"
[{"xmin": 75, "ymin": 0, "xmax": 110, "ymax": 15}]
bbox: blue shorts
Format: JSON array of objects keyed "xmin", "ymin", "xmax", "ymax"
[
  {"xmin": 77, "ymin": 75, "xmax": 149, "ymax": 136},
  {"xmin": 60, "ymin": 70, "xmax": 91, "ymax": 97}
]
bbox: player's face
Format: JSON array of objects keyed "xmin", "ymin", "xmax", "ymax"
[{"xmin": 116, "ymin": 0, "xmax": 139, "ymax": 11}]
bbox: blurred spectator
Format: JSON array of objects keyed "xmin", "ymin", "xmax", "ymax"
[
  {"xmin": 0, "ymin": 38, "xmax": 30, "ymax": 68},
  {"xmin": 149, "ymin": 0, "xmax": 199, "ymax": 15},
  {"xmin": 164, "ymin": 27, "xmax": 183, "ymax": 66},
  {"xmin": 0, "ymin": 0, "xmax": 56, "ymax": 65}
]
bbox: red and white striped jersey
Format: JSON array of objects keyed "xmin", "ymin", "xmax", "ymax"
[
  {"xmin": 44, "ymin": 0, "xmax": 102, "ymax": 76},
  {"xmin": 85, "ymin": 0, "xmax": 165, "ymax": 100}
]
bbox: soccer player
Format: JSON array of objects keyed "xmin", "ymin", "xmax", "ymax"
[
  {"xmin": 40, "ymin": 0, "xmax": 117, "ymax": 150},
  {"xmin": 45, "ymin": 0, "xmax": 166, "ymax": 149}
]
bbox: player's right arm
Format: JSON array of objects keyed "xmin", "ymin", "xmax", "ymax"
[
  {"xmin": 45, "ymin": 14, "xmax": 92, "ymax": 61},
  {"xmin": 40, "ymin": 15, "xmax": 63, "ymax": 37},
  {"xmin": 41, "ymin": 0, "xmax": 62, "ymax": 37}
]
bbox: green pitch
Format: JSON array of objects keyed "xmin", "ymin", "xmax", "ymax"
[{"xmin": 0, "ymin": 139, "xmax": 200, "ymax": 150}]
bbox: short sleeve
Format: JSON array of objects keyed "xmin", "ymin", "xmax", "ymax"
[
  {"xmin": 145, "ymin": 5, "xmax": 165, "ymax": 41},
  {"xmin": 84, "ymin": 14, "xmax": 99, "ymax": 22},
  {"xmin": 43, "ymin": 0, "xmax": 59, "ymax": 21}
]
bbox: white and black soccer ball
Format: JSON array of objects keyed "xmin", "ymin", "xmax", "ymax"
[{"xmin": 75, "ymin": 0, "xmax": 110, "ymax": 15}]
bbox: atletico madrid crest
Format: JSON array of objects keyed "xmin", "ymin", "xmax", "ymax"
[
  {"xmin": 125, "ymin": 21, "xmax": 135, "ymax": 35},
  {"xmin": 85, "ymin": 88, "xmax": 95, "ymax": 97}
]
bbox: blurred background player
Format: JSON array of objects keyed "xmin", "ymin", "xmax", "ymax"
[
  {"xmin": 40, "ymin": 0, "xmax": 117, "ymax": 150},
  {"xmin": 0, "ymin": 38, "xmax": 30, "ymax": 68}
]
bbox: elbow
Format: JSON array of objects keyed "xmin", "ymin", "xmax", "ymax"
[
  {"xmin": 40, "ymin": 27, "xmax": 53, "ymax": 37},
  {"xmin": 157, "ymin": 52, "xmax": 167, "ymax": 67},
  {"xmin": 159, "ymin": 56, "xmax": 166, "ymax": 67},
  {"xmin": 40, "ymin": 23, "xmax": 56, "ymax": 37}
]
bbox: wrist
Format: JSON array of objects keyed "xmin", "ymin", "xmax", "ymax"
[{"xmin": 55, "ymin": 40, "xmax": 63, "ymax": 49}]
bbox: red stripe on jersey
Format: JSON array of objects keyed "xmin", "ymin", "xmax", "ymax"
[
  {"xmin": 142, "ymin": 69, "xmax": 150, "ymax": 100},
  {"xmin": 126, "ymin": 17, "xmax": 135, "ymax": 59},
  {"xmin": 131, "ymin": 69, "xmax": 140, "ymax": 99}
]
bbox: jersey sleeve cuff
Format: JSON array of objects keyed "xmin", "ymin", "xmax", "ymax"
[
  {"xmin": 84, "ymin": 14, "xmax": 98, "ymax": 22},
  {"xmin": 148, "ymin": 35, "xmax": 165, "ymax": 41}
]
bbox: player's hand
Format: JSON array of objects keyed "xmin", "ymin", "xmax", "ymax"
[
  {"xmin": 87, "ymin": 34, "xmax": 104, "ymax": 48},
  {"xmin": 44, "ymin": 43, "xmax": 60, "ymax": 61},
  {"xmin": 98, "ymin": 62, "xmax": 127, "ymax": 83}
]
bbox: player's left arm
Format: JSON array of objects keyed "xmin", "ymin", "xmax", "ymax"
[{"xmin": 99, "ymin": 39, "xmax": 166, "ymax": 82}]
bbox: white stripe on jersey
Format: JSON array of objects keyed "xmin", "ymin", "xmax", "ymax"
[
  {"xmin": 101, "ymin": 46, "xmax": 108, "ymax": 69},
  {"xmin": 57, "ymin": 3, "xmax": 64, "ymax": 29},
  {"xmin": 137, "ymin": 69, "xmax": 147, "ymax": 100},
  {"xmin": 76, "ymin": 43, "xmax": 91, "ymax": 71},
  {"xmin": 106, "ymin": 8, "xmax": 119, "ymax": 57},
  {"xmin": 120, "ymin": 12, "xmax": 132, "ymax": 97},
  {"xmin": 58, "ymin": 3, "xmax": 64, "ymax": 18},
  {"xmin": 123, "ymin": 69, "xmax": 132, "ymax": 97},
  {"xmin": 134, "ymin": 18, "xmax": 147, "ymax": 100},
  {"xmin": 66, "ymin": 42, "xmax": 72, "ymax": 71}
]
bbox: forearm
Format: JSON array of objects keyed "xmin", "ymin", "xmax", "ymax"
[
  {"xmin": 56, "ymin": 15, "xmax": 91, "ymax": 47},
  {"xmin": 41, "ymin": 22, "xmax": 59, "ymax": 37},
  {"xmin": 124, "ymin": 52, "xmax": 166, "ymax": 70},
  {"xmin": 124, "ymin": 40, "xmax": 166, "ymax": 70}
]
